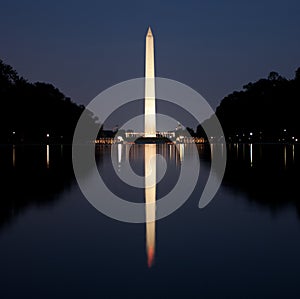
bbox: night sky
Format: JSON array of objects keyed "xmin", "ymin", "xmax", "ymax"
[{"xmin": 1, "ymin": 0, "xmax": 300, "ymax": 112}]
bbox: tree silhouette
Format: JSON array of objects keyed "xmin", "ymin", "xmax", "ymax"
[
  {"xmin": 197, "ymin": 67, "xmax": 300, "ymax": 142},
  {"xmin": 0, "ymin": 59, "xmax": 98, "ymax": 143}
]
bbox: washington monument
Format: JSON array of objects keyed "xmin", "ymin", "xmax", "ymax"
[
  {"xmin": 144, "ymin": 27, "xmax": 157, "ymax": 267},
  {"xmin": 144, "ymin": 27, "xmax": 156, "ymax": 137}
]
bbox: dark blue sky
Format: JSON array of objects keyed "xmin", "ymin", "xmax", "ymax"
[{"xmin": 1, "ymin": 0, "xmax": 300, "ymax": 111}]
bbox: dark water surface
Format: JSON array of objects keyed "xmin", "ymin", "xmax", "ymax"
[{"xmin": 0, "ymin": 143, "xmax": 299, "ymax": 298}]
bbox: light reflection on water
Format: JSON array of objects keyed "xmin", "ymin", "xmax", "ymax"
[
  {"xmin": 144, "ymin": 144, "xmax": 156, "ymax": 267},
  {"xmin": 12, "ymin": 145, "xmax": 15, "ymax": 167},
  {"xmin": 1, "ymin": 143, "xmax": 300, "ymax": 298},
  {"xmin": 46, "ymin": 144, "xmax": 50, "ymax": 168},
  {"xmin": 250, "ymin": 143, "xmax": 253, "ymax": 166}
]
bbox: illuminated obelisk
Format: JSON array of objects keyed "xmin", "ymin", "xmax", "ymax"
[{"xmin": 144, "ymin": 27, "xmax": 156, "ymax": 137}]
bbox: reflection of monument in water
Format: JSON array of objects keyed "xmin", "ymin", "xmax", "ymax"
[
  {"xmin": 145, "ymin": 144, "xmax": 156, "ymax": 267},
  {"xmin": 116, "ymin": 142, "xmax": 185, "ymax": 268}
]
